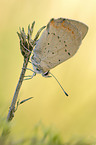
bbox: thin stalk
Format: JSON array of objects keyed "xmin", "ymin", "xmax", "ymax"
[
  {"xmin": 7, "ymin": 57, "xmax": 29, "ymax": 121},
  {"xmin": 7, "ymin": 22, "xmax": 45, "ymax": 122}
]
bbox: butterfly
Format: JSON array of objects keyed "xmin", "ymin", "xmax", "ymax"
[
  {"xmin": 31, "ymin": 18, "xmax": 88, "ymax": 78},
  {"xmin": 22, "ymin": 18, "xmax": 88, "ymax": 96}
]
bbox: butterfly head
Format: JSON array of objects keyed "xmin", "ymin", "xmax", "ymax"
[{"xmin": 32, "ymin": 62, "xmax": 50, "ymax": 78}]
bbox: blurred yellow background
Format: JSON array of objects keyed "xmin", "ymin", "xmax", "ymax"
[{"xmin": 0, "ymin": 0, "xmax": 96, "ymax": 142}]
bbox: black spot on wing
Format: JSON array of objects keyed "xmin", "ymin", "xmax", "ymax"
[
  {"xmin": 68, "ymin": 52, "xmax": 70, "ymax": 55},
  {"xmin": 52, "ymin": 32, "xmax": 55, "ymax": 35}
]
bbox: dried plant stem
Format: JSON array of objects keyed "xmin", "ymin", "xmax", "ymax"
[
  {"xmin": 7, "ymin": 57, "xmax": 29, "ymax": 121},
  {"xmin": 6, "ymin": 22, "xmax": 46, "ymax": 122}
]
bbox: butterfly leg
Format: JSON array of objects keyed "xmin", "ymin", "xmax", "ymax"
[
  {"xmin": 24, "ymin": 72, "xmax": 36, "ymax": 80},
  {"xmin": 22, "ymin": 67, "xmax": 36, "ymax": 80}
]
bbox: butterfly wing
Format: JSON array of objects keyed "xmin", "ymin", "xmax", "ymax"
[
  {"xmin": 32, "ymin": 18, "xmax": 88, "ymax": 73},
  {"xmin": 66, "ymin": 19, "xmax": 88, "ymax": 40}
]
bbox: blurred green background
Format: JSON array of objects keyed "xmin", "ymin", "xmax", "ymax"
[{"xmin": 0, "ymin": 0, "xmax": 96, "ymax": 142}]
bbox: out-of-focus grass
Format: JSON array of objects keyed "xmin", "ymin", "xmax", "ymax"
[{"xmin": 0, "ymin": 117, "xmax": 95, "ymax": 145}]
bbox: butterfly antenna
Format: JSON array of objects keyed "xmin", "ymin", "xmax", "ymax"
[{"xmin": 49, "ymin": 72, "xmax": 68, "ymax": 96}]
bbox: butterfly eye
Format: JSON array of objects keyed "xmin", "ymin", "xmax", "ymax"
[{"xmin": 43, "ymin": 71, "xmax": 49, "ymax": 76}]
